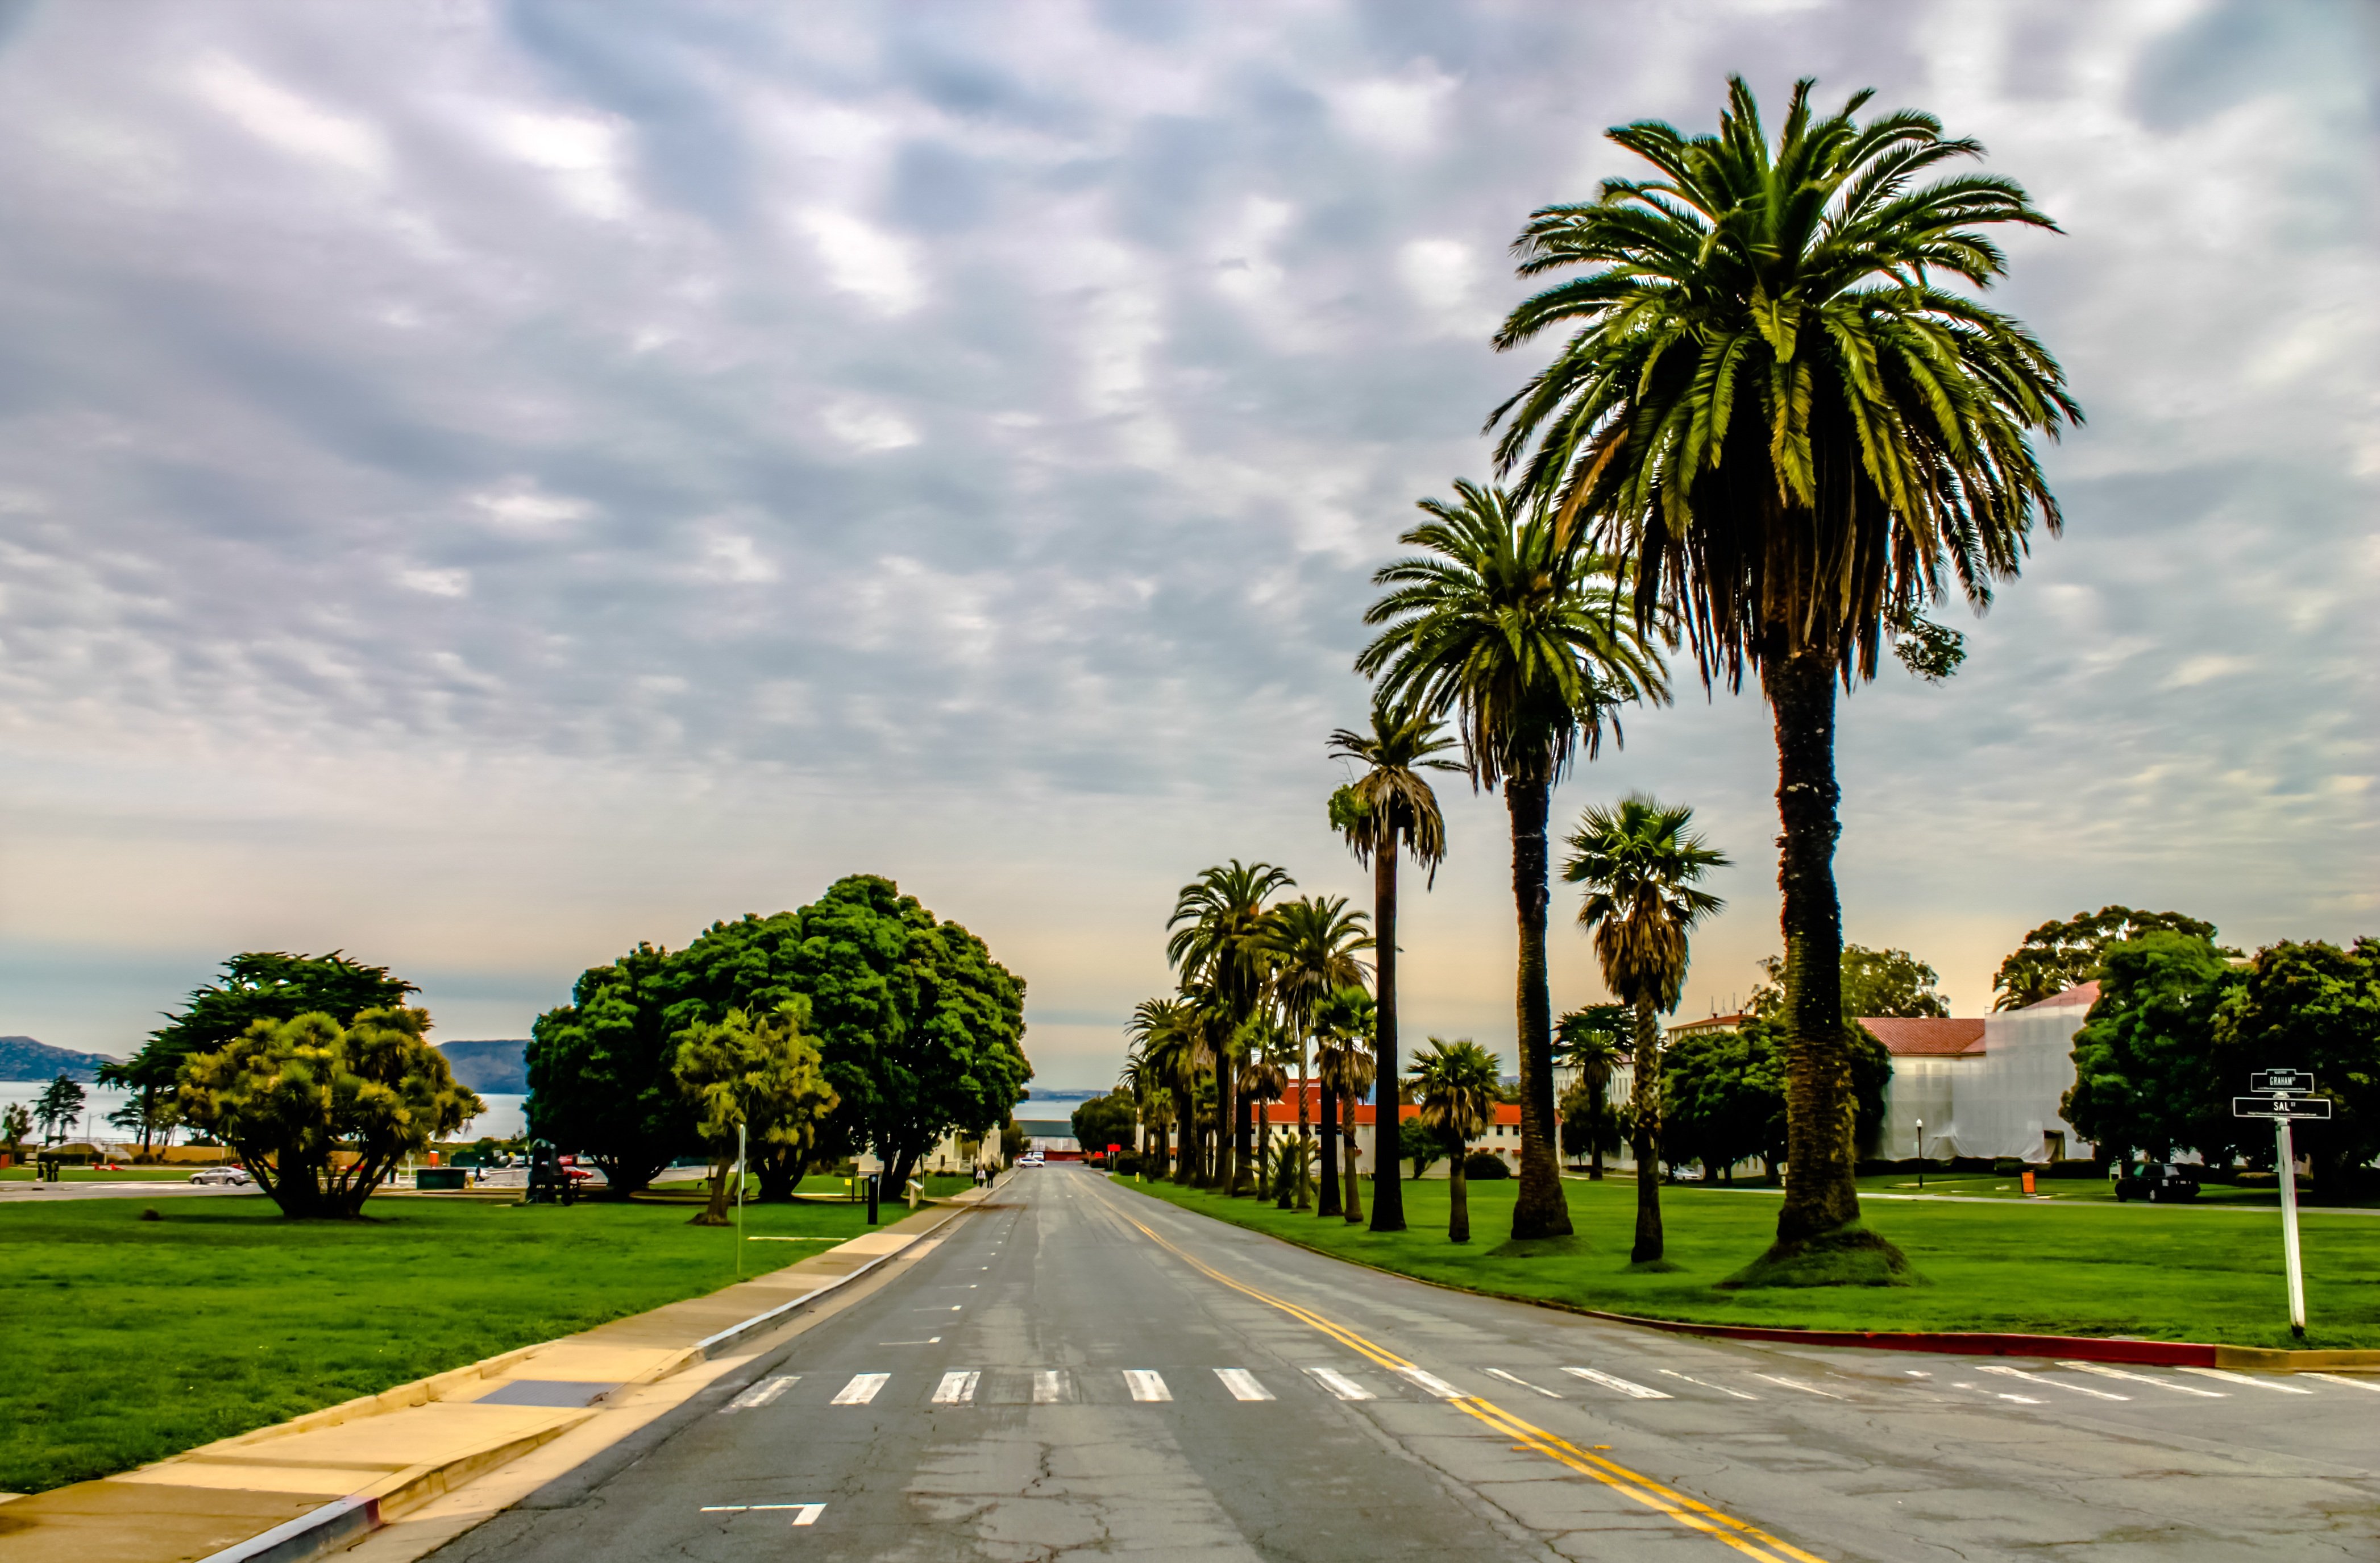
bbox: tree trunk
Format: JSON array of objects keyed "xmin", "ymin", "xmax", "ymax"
[
  {"xmin": 1174, "ymin": 1093, "xmax": 1197, "ymax": 1185},
  {"xmin": 1233, "ymin": 1087, "xmax": 1254, "ymax": 1197},
  {"xmin": 1766, "ymin": 648, "xmax": 1861, "ymax": 1245},
  {"xmin": 1341, "ymin": 1090, "xmax": 1362, "ymax": 1223},
  {"xmin": 1317, "ymin": 1080, "xmax": 1341, "ymax": 1217},
  {"xmin": 1294, "ymin": 1027, "xmax": 1312, "ymax": 1209},
  {"xmin": 755, "ymin": 1148, "xmax": 803, "ymax": 1203},
  {"xmin": 1630, "ymin": 998, "xmax": 1664, "ymax": 1263},
  {"xmin": 1448, "ymin": 1160, "xmax": 1470, "ymax": 1244},
  {"xmin": 1216, "ymin": 1047, "xmax": 1240, "ymax": 1195},
  {"xmin": 1255, "ymin": 1098, "xmax": 1272, "ymax": 1198},
  {"xmin": 1506, "ymin": 776, "xmax": 1573, "ymax": 1239},
  {"xmin": 692, "ymin": 1152, "xmax": 735, "ymax": 1226},
  {"xmin": 1589, "ymin": 1084, "xmax": 1604, "ymax": 1180},
  {"xmin": 1370, "ymin": 845, "xmax": 1407, "ymax": 1232}
]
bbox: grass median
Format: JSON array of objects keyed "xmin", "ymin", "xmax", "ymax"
[
  {"xmin": 1112, "ymin": 1172, "xmax": 2380, "ymax": 1351},
  {"xmin": 0, "ymin": 1189, "xmax": 900, "ymax": 1494}
]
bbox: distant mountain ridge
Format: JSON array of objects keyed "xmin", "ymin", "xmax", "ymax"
[
  {"xmin": 435, "ymin": 1039, "xmax": 529, "ymax": 1094},
  {"xmin": 0, "ymin": 1036, "xmax": 122, "ymax": 1083}
]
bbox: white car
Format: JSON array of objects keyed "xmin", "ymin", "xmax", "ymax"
[{"xmin": 189, "ymin": 1166, "xmax": 251, "ymax": 1186}]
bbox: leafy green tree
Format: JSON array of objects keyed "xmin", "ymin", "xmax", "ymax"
[
  {"xmin": 1398, "ymin": 1114, "xmax": 1443, "ymax": 1181},
  {"xmin": 1564, "ymin": 795, "xmax": 1729, "ymax": 1262},
  {"xmin": 2209, "ymin": 939, "xmax": 2380, "ymax": 1190},
  {"xmin": 177, "ymin": 1008, "xmax": 480, "ymax": 1218},
  {"xmin": 1359, "ymin": 480, "xmax": 1667, "ymax": 1241},
  {"xmin": 1169, "ymin": 862, "xmax": 1298, "ymax": 1198},
  {"xmin": 1410, "ymin": 1037, "xmax": 1501, "ymax": 1243},
  {"xmin": 1752, "ymin": 944, "xmax": 1948, "ymax": 1018},
  {"xmin": 527, "ymin": 942, "xmax": 693, "ymax": 1197},
  {"xmin": 1257, "ymin": 889, "xmax": 1368, "ymax": 1207},
  {"xmin": 1663, "ymin": 1025, "xmax": 1785, "ymax": 1180},
  {"xmin": 1492, "ymin": 78, "xmax": 2079, "ymax": 1269},
  {"xmin": 33, "ymin": 1075, "xmax": 85, "ymax": 1145},
  {"xmin": 1557, "ymin": 1005, "xmax": 1629, "ymax": 1178},
  {"xmin": 674, "ymin": 1000, "xmax": 838, "ymax": 1221},
  {"xmin": 2, "ymin": 1101, "xmax": 30, "ymax": 1152},
  {"xmin": 1327, "ymin": 702, "xmax": 1460, "ymax": 1234},
  {"xmin": 1071, "ymin": 1089, "xmax": 1137, "ymax": 1162},
  {"xmin": 1995, "ymin": 907, "xmax": 2229, "ymax": 1010},
  {"xmin": 2061, "ymin": 933, "xmax": 2236, "ymax": 1164}
]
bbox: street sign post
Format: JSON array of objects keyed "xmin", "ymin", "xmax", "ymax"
[{"xmin": 2235, "ymin": 1071, "xmax": 2325, "ymax": 1337}]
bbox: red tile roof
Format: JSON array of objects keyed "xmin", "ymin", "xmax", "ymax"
[
  {"xmin": 1859, "ymin": 1017, "xmax": 1986, "ymax": 1057},
  {"xmin": 1255, "ymin": 1091, "xmax": 1517, "ymax": 1128},
  {"xmin": 2022, "ymin": 980, "xmax": 2100, "ymax": 1010}
]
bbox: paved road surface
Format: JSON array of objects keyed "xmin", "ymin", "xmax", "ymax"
[
  {"xmin": 0, "ymin": 1178, "xmax": 257, "ymax": 1203},
  {"xmin": 429, "ymin": 1161, "xmax": 2379, "ymax": 1562}
]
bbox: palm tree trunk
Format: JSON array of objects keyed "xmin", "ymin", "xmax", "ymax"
[
  {"xmin": 1341, "ymin": 1090, "xmax": 1362, "ymax": 1223},
  {"xmin": 1233, "ymin": 1083, "xmax": 1254, "ymax": 1197},
  {"xmin": 1317, "ymin": 1080, "xmax": 1341, "ymax": 1217},
  {"xmin": 1506, "ymin": 776, "xmax": 1573, "ymax": 1239},
  {"xmin": 1448, "ymin": 1159, "xmax": 1470, "ymax": 1243},
  {"xmin": 1175, "ymin": 1091, "xmax": 1197, "ymax": 1185},
  {"xmin": 1589, "ymin": 1080, "xmax": 1605, "ymax": 1180},
  {"xmin": 1294, "ymin": 1027, "xmax": 1312, "ymax": 1209},
  {"xmin": 1255, "ymin": 1098, "xmax": 1272, "ymax": 1199},
  {"xmin": 1629, "ymin": 998, "xmax": 1664, "ymax": 1263},
  {"xmin": 1369, "ymin": 847, "xmax": 1407, "ymax": 1232},
  {"xmin": 1216, "ymin": 1047, "xmax": 1240, "ymax": 1195},
  {"xmin": 1766, "ymin": 648, "xmax": 1860, "ymax": 1245}
]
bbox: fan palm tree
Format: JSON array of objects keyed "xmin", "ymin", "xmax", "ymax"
[
  {"xmin": 1327, "ymin": 702, "xmax": 1460, "ymax": 1234},
  {"xmin": 1168, "ymin": 861, "xmax": 1294, "ymax": 1196},
  {"xmin": 1556, "ymin": 1004, "xmax": 1630, "ymax": 1179},
  {"xmin": 1127, "ymin": 997, "xmax": 1199, "ymax": 1184},
  {"xmin": 1492, "ymin": 77, "xmax": 2079, "ymax": 1259},
  {"xmin": 1243, "ymin": 1017, "xmax": 1291, "ymax": 1199},
  {"xmin": 1261, "ymin": 894, "xmax": 1373, "ymax": 1209},
  {"xmin": 1564, "ymin": 795, "xmax": 1729, "ymax": 1263},
  {"xmin": 1315, "ymin": 985, "xmax": 1377, "ymax": 1224},
  {"xmin": 1410, "ymin": 1037, "xmax": 1501, "ymax": 1244},
  {"xmin": 1357, "ymin": 480, "xmax": 1667, "ymax": 1240}
]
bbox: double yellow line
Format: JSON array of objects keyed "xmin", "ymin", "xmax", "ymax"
[{"xmin": 1104, "ymin": 1196, "xmax": 1827, "ymax": 1563}]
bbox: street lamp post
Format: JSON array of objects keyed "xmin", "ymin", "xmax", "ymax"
[{"xmin": 1915, "ymin": 1118, "xmax": 1925, "ymax": 1189}]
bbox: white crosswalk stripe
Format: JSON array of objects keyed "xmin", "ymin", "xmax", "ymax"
[
  {"xmin": 932, "ymin": 1370, "xmax": 980, "ymax": 1404},
  {"xmin": 1395, "ymin": 1366, "xmax": 1464, "ymax": 1400},
  {"xmin": 1484, "ymin": 1368, "xmax": 1560, "ymax": 1399},
  {"xmin": 1033, "ymin": 1369, "xmax": 1070, "ymax": 1403},
  {"xmin": 724, "ymin": 1375, "xmax": 799, "ymax": 1411},
  {"xmin": 1562, "ymin": 1366, "xmax": 1670, "ymax": 1400},
  {"xmin": 1123, "ymin": 1369, "xmax": 1172, "ymax": 1402},
  {"xmin": 1215, "ymin": 1369, "xmax": 1274, "ymax": 1401},
  {"xmin": 1656, "ymin": 1369, "xmax": 1756, "ymax": 1400},
  {"xmin": 2179, "ymin": 1367, "xmax": 2313, "ymax": 1394},
  {"xmin": 1751, "ymin": 1373, "xmax": 1844, "ymax": 1400},
  {"xmin": 2306, "ymin": 1373, "xmax": 2380, "ymax": 1393},
  {"xmin": 1980, "ymin": 1365, "xmax": 2128, "ymax": 1401},
  {"xmin": 2056, "ymin": 1361, "xmax": 2225, "ymax": 1397},
  {"xmin": 831, "ymin": 1372, "xmax": 889, "ymax": 1405},
  {"xmin": 1308, "ymin": 1367, "xmax": 1375, "ymax": 1400}
]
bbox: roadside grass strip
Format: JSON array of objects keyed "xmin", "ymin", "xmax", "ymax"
[
  {"xmin": 1102, "ymin": 1190, "xmax": 1830, "ymax": 1563},
  {"xmin": 1215, "ymin": 1369, "xmax": 1274, "ymax": 1401},
  {"xmin": 831, "ymin": 1372, "xmax": 889, "ymax": 1405},
  {"xmin": 1563, "ymin": 1366, "xmax": 1671, "ymax": 1400},
  {"xmin": 724, "ymin": 1375, "xmax": 799, "ymax": 1411},
  {"xmin": 932, "ymin": 1370, "xmax": 980, "ymax": 1404}
]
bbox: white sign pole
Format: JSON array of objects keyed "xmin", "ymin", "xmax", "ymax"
[
  {"xmin": 736, "ymin": 1121, "xmax": 748, "ymax": 1278},
  {"xmin": 2275, "ymin": 1117, "xmax": 2305, "ymax": 1337}
]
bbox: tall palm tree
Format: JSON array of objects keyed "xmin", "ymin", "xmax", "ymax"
[
  {"xmin": 1168, "ymin": 862, "xmax": 1294, "ymax": 1197},
  {"xmin": 1261, "ymin": 894, "xmax": 1373, "ymax": 1210},
  {"xmin": 1328, "ymin": 702, "xmax": 1461, "ymax": 1234},
  {"xmin": 1492, "ymin": 77, "xmax": 2078, "ymax": 1262},
  {"xmin": 1556, "ymin": 1004, "xmax": 1629, "ymax": 1180},
  {"xmin": 1243, "ymin": 1017, "xmax": 1291, "ymax": 1199},
  {"xmin": 1564, "ymin": 795, "xmax": 1729, "ymax": 1263},
  {"xmin": 1126, "ymin": 997, "xmax": 1198, "ymax": 1184},
  {"xmin": 1410, "ymin": 1037, "xmax": 1501, "ymax": 1244},
  {"xmin": 1358, "ymin": 480, "xmax": 1667, "ymax": 1240},
  {"xmin": 1315, "ymin": 985, "xmax": 1377, "ymax": 1224}
]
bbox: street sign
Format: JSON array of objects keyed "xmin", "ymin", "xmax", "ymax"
[
  {"xmin": 2234, "ymin": 1094, "xmax": 2332, "ymax": 1120},
  {"xmin": 2250, "ymin": 1069, "xmax": 2314, "ymax": 1094}
]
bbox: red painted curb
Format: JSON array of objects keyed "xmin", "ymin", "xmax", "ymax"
[{"xmin": 1569, "ymin": 1309, "xmax": 2220, "ymax": 1365}]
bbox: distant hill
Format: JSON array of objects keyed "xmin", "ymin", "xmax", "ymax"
[
  {"xmin": 435, "ymin": 1039, "xmax": 529, "ymax": 1094},
  {"xmin": 0, "ymin": 1037, "xmax": 122, "ymax": 1084}
]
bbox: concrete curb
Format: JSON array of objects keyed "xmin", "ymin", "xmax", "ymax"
[
  {"xmin": 1112, "ymin": 1178, "xmax": 2380, "ymax": 1373},
  {"xmin": 690, "ymin": 1201, "xmax": 971, "ymax": 1359},
  {"xmin": 198, "ymin": 1498, "xmax": 379, "ymax": 1563}
]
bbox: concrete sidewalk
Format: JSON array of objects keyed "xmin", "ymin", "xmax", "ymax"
[{"xmin": 0, "ymin": 1188, "xmax": 993, "ymax": 1563}]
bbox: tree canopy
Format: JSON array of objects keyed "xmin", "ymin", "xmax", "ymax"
[
  {"xmin": 106, "ymin": 952, "xmax": 418, "ymax": 1094},
  {"xmin": 2209, "ymin": 939, "xmax": 2380, "ymax": 1189},
  {"xmin": 1752, "ymin": 943, "xmax": 1949, "ymax": 1018},
  {"xmin": 675, "ymin": 1000, "xmax": 837, "ymax": 1220},
  {"xmin": 1993, "ymin": 907, "xmax": 2226, "ymax": 1010},
  {"xmin": 2059, "ymin": 932, "xmax": 2236, "ymax": 1164},
  {"xmin": 1071, "ymin": 1090, "xmax": 1136, "ymax": 1159}
]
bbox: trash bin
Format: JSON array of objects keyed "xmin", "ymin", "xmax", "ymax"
[{"xmin": 417, "ymin": 1167, "xmax": 469, "ymax": 1191}]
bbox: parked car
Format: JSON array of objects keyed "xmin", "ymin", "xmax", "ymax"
[
  {"xmin": 2111, "ymin": 1162, "xmax": 2201, "ymax": 1203},
  {"xmin": 189, "ymin": 1166, "xmax": 250, "ymax": 1186}
]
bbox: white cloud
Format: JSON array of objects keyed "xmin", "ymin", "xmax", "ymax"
[
  {"xmin": 189, "ymin": 52, "xmax": 385, "ymax": 177},
  {"xmin": 798, "ymin": 208, "xmax": 924, "ymax": 316},
  {"xmin": 701, "ymin": 533, "xmax": 778, "ymax": 584},
  {"xmin": 397, "ymin": 567, "xmax": 470, "ymax": 598},
  {"xmin": 820, "ymin": 399, "xmax": 918, "ymax": 452},
  {"xmin": 495, "ymin": 110, "xmax": 631, "ymax": 219},
  {"xmin": 470, "ymin": 483, "xmax": 591, "ymax": 530},
  {"xmin": 1325, "ymin": 61, "xmax": 1459, "ymax": 156}
]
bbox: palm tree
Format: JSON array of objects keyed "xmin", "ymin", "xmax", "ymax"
[
  {"xmin": 1564, "ymin": 795, "xmax": 1729, "ymax": 1263},
  {"xmin": 1327, "ymin": 702, "xmax": 1461, "ymax": 1234},
  {"xmin": 1491, "ymin": 78, "xmax": 2078, "ymax": 1263},
  {"xmin": 1168, "ymin": 861, "xmax": 1294, "ymax": 1197},
  {"xmin": 1243, "ymin": 1018, "xmax": 1293, "ymax": 1203},
  {"xmin": 1556, "ymin": 1004, "xmax": 1629, "ymax": 1179},
  {"xmin": 1261, "ymin": 894, "xmax": 1373, "ymax": 1209},
  {"xmin": 1127, "ymin": 998, "xmax": 1199, "ymax": 1184},
  {"xmin": 1410, "ymin": 1038, "xmax": 1501, "ymax": 1244},
  {"xmin": 1358, "ymin": 480, "xmax": 1667, "ymax": 1240},
  {"xmin": 1315, "ymin": 985, "xmax": 1377, "ymax": 1224}
]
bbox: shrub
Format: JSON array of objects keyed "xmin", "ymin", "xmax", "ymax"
[
  {"xmin": 1462, "ymin": 1150, "xmax": 1511, "ymax": 1181},
  {"xmin": 1993, "ymin": 1158, "xmax": 2027, "ymax": 1176}
]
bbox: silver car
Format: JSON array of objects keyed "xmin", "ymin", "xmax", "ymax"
[{"xmin": 189, "ymin": 1166, "xmax": 250, "ymax": 1186}]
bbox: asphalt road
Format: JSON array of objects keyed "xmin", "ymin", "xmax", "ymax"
[
  {"xmin": 0, "ymin": 1178, "xmax": 257, "ymax": 1203},
  {"xmin": 428, "ymin": 1162, "xmax": 2380, "ymax": 1562}
]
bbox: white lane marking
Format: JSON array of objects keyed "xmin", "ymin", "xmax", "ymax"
[
  {"xmin": 832, "ymin": 1372, "xmax": 890, "ymax": 1405},
  {"xmin": 2180, "ymin": 1367, "xmax": 2314, "ymax": 1394},
  {"xmin": 1216, "ymin": 1369, "xmax": 1274, "ymax": 1401},
  {"xmin": 1561, "ymin": 1366, "xmax": 1671, "ymax": 1400},
  {"xmin": 1123, "ymin": 1370, "xmax": 1172, "ymax": 1402},
  {"xmin": 1309, "ymin": 1367, "xmax": 1375, "ymax": 1400},
  {"xmin": 1033, "ymin": 1370, "xmax": 1070, "ymax": 1403},
  {"xmin": 724, "ymin": 1375, "xmax": 798, "ymax": 1411},
  {"xmin": 2057, "ymin": 1361, "xmax": 2224, "ymax": 1397},
  {"xmin": 1656, "ymin": 1369, "xmax": 1756, "ymax": 1400},
  {"xmin": 2306, "ymin": 1373, "xmax": 2380, "ymax": 1392},
  {"xmin": 1980, "ymin": 1365, "xmax": 2128, "ymax": 1401},
  {"xmin": 1751, "ymin": 1373, "xmax": 1845, "ymax": 1400},
  {"xmin": 792, "ymin": 1503, "xmax": 825, "ymax": 1525},
  {"xmin": 1484, "ymin": 1368, "xmax": 1561, "ymax": 1399},
  {"xmin": 701, "ymin": 1503, "xmax": 825, "ymax": 1523},
  {"xmin": 932, "ymin": 1370, "xmax": 980, "ymax": 1404},
  {"xmin": 1396, "ymin": 1366, "xmax": 1465, "ymax": 1400}
]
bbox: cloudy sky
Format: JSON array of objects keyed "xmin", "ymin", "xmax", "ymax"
[{"xmin": 0, "ymin": 0, "xmax": 2372, "ymax": 1086}]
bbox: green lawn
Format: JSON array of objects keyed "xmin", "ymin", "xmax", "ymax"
[
  {"xmin": 0, "ymin": 1166, "xmax": 202, "ymax": 1183},
  {"xmin": 1114, "ymin": 1173, "xmax": 2380, "ymax": 1352},
  {"xmin": 0, "ymin": 1192, "xmax": 888, "ymax": 1494}
]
